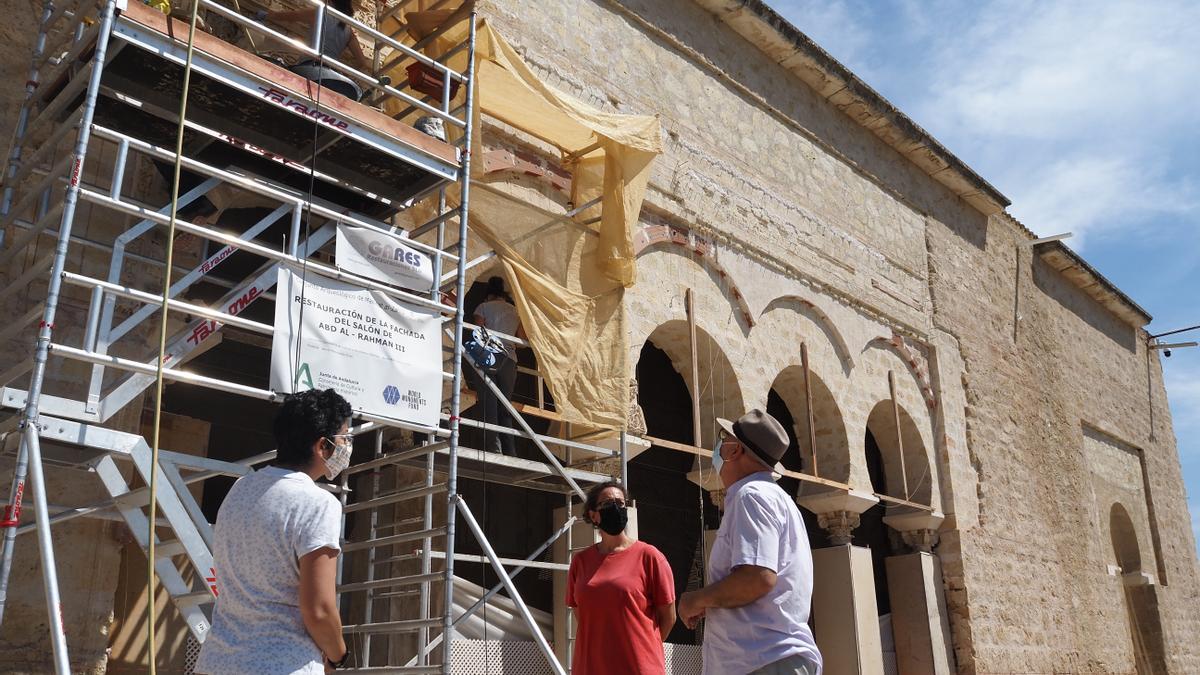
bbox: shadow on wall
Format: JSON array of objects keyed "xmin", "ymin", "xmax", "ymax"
[{"xmin": 1032, "ymin": 257, "xmax": 1137, "ymax": 353}]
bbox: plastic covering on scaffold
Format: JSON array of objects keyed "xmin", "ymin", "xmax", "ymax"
[{"xmin": 385, "ymin": 5, "xmax": 662, "ymax": 432}]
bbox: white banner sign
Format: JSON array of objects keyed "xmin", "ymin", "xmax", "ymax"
[
  {"xmin": 270, "ymin": 265, "xmax": 442, "ymax": 427},
  {"xmin": 336, "ymin": 225, "xmax": 434, "ymax": 291}
]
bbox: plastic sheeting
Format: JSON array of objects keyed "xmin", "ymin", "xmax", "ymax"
[
  {"xmin": 451, "ymin": 575, "xmax": 553, "ymax": 641},
  {"xmin": 383, "ymin": 9, "xmax": 662, "ymax": 431}
]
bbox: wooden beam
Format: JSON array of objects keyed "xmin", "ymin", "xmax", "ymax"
[
  {"xmin": 686, "ymin": 288, "xmax": 702, "ymax": 449},
  {"xmin": 888, "ymin": 370, "xmax": 911, "ymax": 501},
  {"xmin": 800, "ymin": 341, "xmax": 819, "ymax": 478}
]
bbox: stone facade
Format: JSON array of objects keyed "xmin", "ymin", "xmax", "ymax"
[
  {"xmin": 0, "ymin": 0, "xmax": 1196, "ymax": 673},
  {"xmin": 477, "ymin": 0, "xmax": 1200, "ymax": 672}
]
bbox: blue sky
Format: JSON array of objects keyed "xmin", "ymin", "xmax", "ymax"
[{"xmin": 768, "ymin": 0, "xmax": 1200, "ymax": 555}]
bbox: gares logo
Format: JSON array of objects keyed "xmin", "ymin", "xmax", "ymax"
[
  {"xmin": 367, "ymin": 240, "xmax": 424, "ymax": 268},
  {"xmin": 382, "ymin": 385, "xmax": 401, "ymax": 405}
]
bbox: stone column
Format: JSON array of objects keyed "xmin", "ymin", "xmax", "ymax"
[
  {"xmin": 882, "ymin": 510, "xmax": 954, "ymax": 675},
  {"xmin": 796, "ymin": 490, "xmax": 884, "ymax": 675}
]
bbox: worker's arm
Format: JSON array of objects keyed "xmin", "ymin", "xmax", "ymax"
[
  {"xmin": 677, "ymin": 565, "xmax": 776, "ymax": 629},
  {"xmin": 473, "ymin": 312, "xmax": 486, "ymax": 328},
  {"xmin": 299, "ymin": 547, "xmax": 347, "ymax": 666},
  {"xmin": 655, "ymin": 603, "xmax": 676, "ymax": 641}
]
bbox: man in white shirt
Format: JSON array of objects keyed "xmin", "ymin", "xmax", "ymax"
[
  {"xmin": 196, "ymin": 389, "xmax": 354, "ymax": 674},
  {"xmin": 678, "ymin": 410, "xmax": 823, "ymax": 675},
  {"xmin": 470, "ymin": 276, "xmax": 523, "ymax": 456}
]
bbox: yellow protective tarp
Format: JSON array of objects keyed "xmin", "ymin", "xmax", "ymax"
[{"xmin": 382, "ymin": 11, "xmax": 661, "ymax": 431}]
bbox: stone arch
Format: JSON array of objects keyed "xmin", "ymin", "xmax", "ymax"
[
  {"xmin": 768, "ymin": 365, "xmax": 851, "ymax": 484},
  {"xmin": 632, "ymin": 321, "xmax": 744, "ymax": 644},
  {"xmin": 864, "ymin": 399, "xmax": 933, "ymax": 505},
  {"xmin": 865, "ymin": 335, "xmax": 936, "ymax": 409},
  {"xmin": 763, "ymin": 295, "xmax": 855, "ymax": 372},
  {"xmin": 1110, "ymin": 503, "xmax": 1141, "ymax": 573},
  {"xmin": 848, "ymin": 340, "xmax": 939, "ymax": 501},
  {"xmin": 639, "ymin": 320, "xmax": 747, "ymax": 451},
  {"xmin": 1109, "ymin": 502, "xmax": 1169, "ymax": 674},
  {"xmin": 634, "ymin": 225, "xmax": 756, "ymax": 330}
]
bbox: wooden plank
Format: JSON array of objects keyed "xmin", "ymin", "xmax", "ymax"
[{"xmin": 642, "ymin": 434, "xmax": 851, "ymax": 491}]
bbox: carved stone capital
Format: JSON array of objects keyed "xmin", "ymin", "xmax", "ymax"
[
  {"xmin": 883, "ymin": 509, "xmax": 946, "ymax": 553},
  {"xmin": 817, "ymin": 510, "xmax": 861, "ymax": 545},
  {"xmin": 899, "ymin": 528, "xmax": 939, "ymax": 553},
  {"xmin": 708, "ymin": 489, "xmax": 726, "ymax": 510}
]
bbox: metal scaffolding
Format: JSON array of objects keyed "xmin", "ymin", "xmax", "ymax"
[{"xmin": 0, "ymin": 0, "xmax": 625, "ymax": 672}]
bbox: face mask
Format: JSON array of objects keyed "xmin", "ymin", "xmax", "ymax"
[
  {"xmin": 712, "ymin": 436, "xmax": 726, "ymax": 475},
  {"xmin": 323, "ymin": 438, "xmax": 352, "ymax": 481},
  {"xmin": 597, "ymin": 502, "xmax": 628, "ymax": 536}
]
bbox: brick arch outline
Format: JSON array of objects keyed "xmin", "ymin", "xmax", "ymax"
[
  {"xmin": 761, "ymin": 295, "xmax": 855, "ymax": 372},
  {"xmin": 634, "ymin": 223, "xmax": 756, "ymax": 328},
  {"xmin": 865, "ymin": 332, "xmax": 937, "ymax": 409}
]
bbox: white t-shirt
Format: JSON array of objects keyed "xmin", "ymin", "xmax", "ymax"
[
  {"xmin": 195, "ymin": 466, "xmax": 342, "ymax": 675},
  {"xmin": 474, "ymin": 298, "xmax": 520, "ymax": 359},
  {"xmin": 703, "ymin": 472, "xmax": 823, "ymax": 675}
]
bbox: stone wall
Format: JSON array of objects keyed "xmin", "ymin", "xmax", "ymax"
[
  {"xmin": 478, "ymin": 0, "xmax": 1200, "ymax": 672},
  {"xmin": 0, "ymin": 0, "xmax": 1196, "ymax": 672}
]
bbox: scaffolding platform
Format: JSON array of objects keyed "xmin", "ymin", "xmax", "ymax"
[
  {"xmin": 399, "ymin": 444, "xmax": 609, "ymax": 494},
  {"xmin": 40, "ymin": 1, "xmax": 459, "ymax": 212}
]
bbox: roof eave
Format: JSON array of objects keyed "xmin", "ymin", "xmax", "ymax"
[{"xmin": 692, "ymin": 0, "xmax": 1010, "ymax": 216}]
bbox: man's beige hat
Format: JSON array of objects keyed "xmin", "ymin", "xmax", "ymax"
[{"xmin": 716, "ymin": 409, "xmax": 789, "ymax": 469}]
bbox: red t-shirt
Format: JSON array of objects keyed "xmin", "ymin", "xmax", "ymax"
[{"xmin": 566, "ymin": 540, "xmax": 675, "ymax": 675}]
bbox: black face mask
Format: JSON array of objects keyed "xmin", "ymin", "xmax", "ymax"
[{"xmin": 597, "ymin": 503, "xmax": 628, "ymax": 536}]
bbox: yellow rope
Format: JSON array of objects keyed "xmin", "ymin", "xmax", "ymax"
[{"xmin": 147, "ymin": 0, "xmax": 202, "ymax": 671}]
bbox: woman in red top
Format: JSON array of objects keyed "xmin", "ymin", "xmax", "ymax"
[{"xmin": 567, "ymin": 481, "xmax": 677, "ymax": 674}]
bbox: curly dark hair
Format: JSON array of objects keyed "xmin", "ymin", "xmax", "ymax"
[
  {"xmin": 274, "ymin": 389, "xmax": 353, "ymax": 467},
  {"xmin": 584, "ymin": 481, "xmax": 630, "ymax": 516}
]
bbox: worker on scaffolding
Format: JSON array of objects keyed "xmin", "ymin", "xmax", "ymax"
[
  {"xmin": 257, "ymin": 0, "xmax": 373, "ymax": 101},
  {"xmin": 678, "ymin": 410, "xmax": 823, "ymax": 675},
  {"xmin": 468, "ymin": 275, "xmax": 524, "ymax": 456},
  {"xmin": 195, "ymin": 389, "xmax": 353, "ymax": 674}
]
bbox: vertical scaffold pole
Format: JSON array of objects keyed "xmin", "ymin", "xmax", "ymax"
[
  {"xmin": 0, "ymin": 1, "xmax": 56, "ymax": 230},
  {"xmin": 0, "ymin": 1, "xmax": 121, "ymax": 670},
  {"xmin": 0, "ymin": 0, "xmax": 58, "ymax": 615},
  {"xmin": 441, "ymin": 11, "xmax": 477, "ymax": 672}
]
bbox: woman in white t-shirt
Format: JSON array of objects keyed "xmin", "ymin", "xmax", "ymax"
[{"xmin": 196, "ymin": 389, "xmax": 354, "ymax": 675}]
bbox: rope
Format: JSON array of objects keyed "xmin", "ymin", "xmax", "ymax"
[
  {"xmin": 146, "ymin": 0, "xmax": 203, "ymax": 671},
  {"xmin": 288, "ymin": 2, "xmax": 330, "ymax": 390}
]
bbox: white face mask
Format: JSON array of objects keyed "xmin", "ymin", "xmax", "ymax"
[{"xmin": 323, "ymin": 437, "xmax": 353, "ymax": 481}]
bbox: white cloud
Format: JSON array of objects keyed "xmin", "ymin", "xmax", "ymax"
[
  {"xmin": 922, "ymin": 1, "xmax": 1200, "ymax": 142},
  {"xmin": 1165, "ymin": 361, "xmax": 1200, "ymax": 448},
  {"xmin": 1008, "ymin": 156, "xmax": 1198, "ymax": 246},
  {"xmin": 898, "ymin": 0, "xmax": 1200, "ymax": 243}
]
